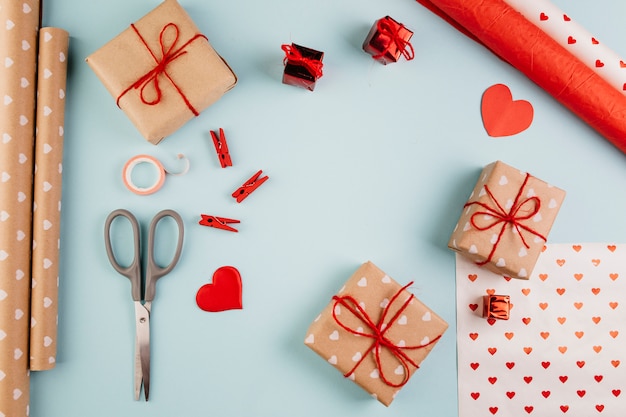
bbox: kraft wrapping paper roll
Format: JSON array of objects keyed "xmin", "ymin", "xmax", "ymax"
[
  {"xmin": 415, "ymin": 0, "xmax": 626, "ymax": 154},
  {"xmin": 505, "ymin": 0, "xmax": 626, "ymax": 95},
  {"xmin": 0, "ymin": 0, "xmax": 41, "ymax": 415},
  {"xmin": 30, "ymin": 27, "xmax": 69, "ymax": 371}
]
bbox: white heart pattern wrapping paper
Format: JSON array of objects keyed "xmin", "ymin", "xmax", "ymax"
[{"xmin": 457, "ymin": 243, "xmax": 626, "ymax": 416}]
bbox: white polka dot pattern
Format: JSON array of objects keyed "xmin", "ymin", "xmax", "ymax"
[
  {"xmin": 29, "ymin": 27, "xmax": 68, "ymax": 371},
  {"xmin": 0, "ymin": 0, "xmax": 41, "ymax": 415}
]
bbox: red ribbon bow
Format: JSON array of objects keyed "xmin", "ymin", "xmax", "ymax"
[
  {"xmin": 281, "ymin": 44, "xmax": 324, "ymax": 78},
  {"xmin": 116, "ymin": 23, "xmax": 207, "ymax": 115},
  {"xmin": 464, "ymin": 173, "xmax": 546, "ymax": 266},
  {"xmin": 331, "ymin": 281, "xmax": 441, "ymax": 388},
  {"xmin": 373, "ymin": 18, "xmax": 415, "ymax": 61}
]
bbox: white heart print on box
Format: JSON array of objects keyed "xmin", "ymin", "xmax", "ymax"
[
  {"xmin": 457, "ymin": 243, "xmax": 626, "ymax": 417},
  {"xmin": 304, "ymin": 261, "xmax": 449, "ymax": 406}
]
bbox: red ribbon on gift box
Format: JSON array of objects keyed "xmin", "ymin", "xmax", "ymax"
[
  {"xmin": 116, "ymin": 22, "xmax": 207, "ymax": 115},
  {"xmin": 331, "ymin": 281, "xmax": 441, "ymax": 388},
  {"xmin": 281, "ymin": 44, "xmax": 324, "ymax": 79},
  {"xmin": 373, "ymin": 18, "xmax": 415, "ymax": 62},
  {"xmin": 464, "ymin": 173, "xmax": 547, "ymax": 266}
]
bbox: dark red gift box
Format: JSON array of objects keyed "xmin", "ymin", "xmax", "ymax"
[
  {"xmin": 363, "ymin": 16, "xmax": 414, "ymax": 65},
  {"xmin": 281, "ymin": 43, "xmax": 324, "ymax": 91}
]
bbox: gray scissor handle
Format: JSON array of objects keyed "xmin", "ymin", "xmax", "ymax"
[
  {"xmin": 144, "ymin": 209, "xmax": 184, "ymax": 302},
  {"xmin": 104, "ymin": 209, "xmax": 142, "ymax": 301}
]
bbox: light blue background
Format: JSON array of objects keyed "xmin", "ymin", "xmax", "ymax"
[{"xmin": 30, "ymin": 0, "xmax": 626, "ymax": 416}]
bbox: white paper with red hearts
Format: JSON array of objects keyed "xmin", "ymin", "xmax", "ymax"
[
  {"xmin": 456, "ymin": 243, "xmax": 625, "ymax": 417},
  {"xmin": 505, "ymin": 0, "xmax": 626, "ymax": 94}
]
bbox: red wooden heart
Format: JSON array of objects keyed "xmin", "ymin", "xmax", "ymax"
[
  {"xmin": 481, "ymin": 83, "xmax": 534, "ymax": 137},
  {"xmin": 196, "ymin": 266, "xmax": 242, "ymax": 312}
]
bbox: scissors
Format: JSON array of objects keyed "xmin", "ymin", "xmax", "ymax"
[{"xmin": 104, "ymin": 209, "xmax": 184, "ymax": 401}]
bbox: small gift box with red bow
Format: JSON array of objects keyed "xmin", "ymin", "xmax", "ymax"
[
  {"xmin": 281, "ymin": 43, "xmax": 324, "ymax": 91},
  {"xmin": 86, "ymin": 0, "xmax": 237, "ymax": 144},
  {"xmin": 304, "ymin": 261, "xmax": 448, "ymax": 406},
  {"xmin": 362, "ymin": 16, "xmax": 414, "ymax": 65},
  {"xmin": 448, "ymin": 161, "xmax": 566, "ymax": 279}
]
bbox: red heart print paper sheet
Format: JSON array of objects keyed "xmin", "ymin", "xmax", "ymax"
[
  {"xmin": 456, "ymin": 243, "xmax": 625, "ymax": 417},
  {"xmin": 505, "ymin": 0, "xmax": 626, "ymax": 95}
]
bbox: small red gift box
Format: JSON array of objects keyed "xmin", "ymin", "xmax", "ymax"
[
  {"xmin": 482, "ymin": 294, "xmax": 510, "ymax": 320},
  {"xmin": 363, "ymin": 16, "xmax": 414, "ymax": 65},
  {"xmin": 281, "ymin": 43, "xmax": 324, "ymax": 91}
]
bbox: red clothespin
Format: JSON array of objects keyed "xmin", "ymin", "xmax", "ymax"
[
  {"xmin": 232, "ymin": 170, "xmax": 269, "ymax": 203},
  {"xmin": 210, "ymin": 128, "xmax": 232, "ymax": 168},
  {"xmin": 199, "ymin": 215, "xmax": 240, "ymax": 232}
]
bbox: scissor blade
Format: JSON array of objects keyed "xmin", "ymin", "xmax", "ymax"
[
  {"xmin": 134, "ymin": 332, "xmax": 141, "ymax": 400},
  {"xmin": 134, "ymin": 302, "xmax": 151, "ymax": 401}
]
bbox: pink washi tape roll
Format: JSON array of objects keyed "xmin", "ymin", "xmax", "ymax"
[{"xmin": 122, "ymin": 154, "xmax": 189, "ymax": 195}]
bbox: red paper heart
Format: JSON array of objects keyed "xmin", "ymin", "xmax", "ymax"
[
  {"xmin": 196, "ymin": 266, "xmax": 243, "ymax": 312},
  {"xmin": 481, "ymin": 84, "xmax": 534, "ymax": 137}
]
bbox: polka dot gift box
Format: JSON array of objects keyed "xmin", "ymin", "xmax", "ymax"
[
  {"xmin": 304, "ymin": 261, "xmax": 448, "ymax": 406},
  {"xmin": 448, "ymin": 160, "xmax": 566, "ymax": 280},
  {"xmin": 86, "ymin": 0, "xmax": 237, "ymax": 144}
]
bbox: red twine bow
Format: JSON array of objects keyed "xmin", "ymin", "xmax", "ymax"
[
  {"xmin": 464, "ymin": 173, "xmax": 546, "ymax": 266},
  {"xmin": 373, "ymin": 19, "xmax": 415, "ymax": 61},
  {"xmin": 331, "ymin": 281, "xmax": 441, "ymax": 388},
  {"xmin": 116, "ymin": 23, "xmax": 207, "ymax": 115},
  {"xmin": 281, "ymin": 44, "xmax": 324, "ymax": 78}
]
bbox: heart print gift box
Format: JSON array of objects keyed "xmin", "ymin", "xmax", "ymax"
[
  {"xmin": 304, "ymin": 261, "xmax": 448, "ymax": 406},
  {"xmin": 448, "ymin": 160, "xmax": 566, "ymax": 279}
]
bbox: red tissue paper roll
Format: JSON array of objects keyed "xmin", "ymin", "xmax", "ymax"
[{"xmin": 416, "ymin": 0, "xmax": 626, "ymax": 154}]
